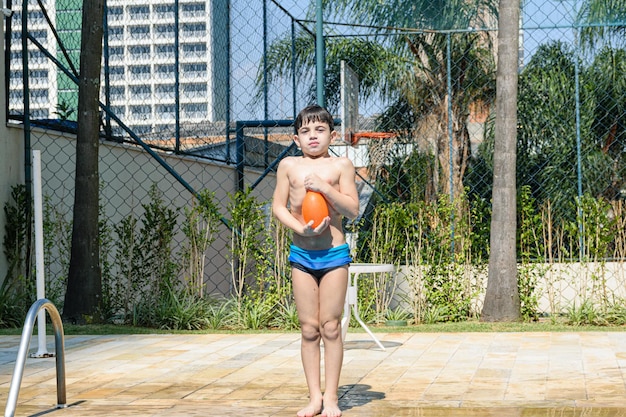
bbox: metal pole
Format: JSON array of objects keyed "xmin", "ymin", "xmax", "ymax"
[
  {"xmin": 31, "ymin": 150, "xmax": 51, "ymax": 358},
  {"xmin": 174, "ymin": 0, "xmax": 181, "ymax": 153},
  {"xmin": 236, "ymin": 121, "xmax": 245, "ymax": 193},
  {"xmin": 291, "ymin": 18, "xmax": 297, "ymax": 120},
  {"xmin": 315, "ymin": 0, "xmax": 325, "ymax": 107},
  {"xmin": 263, "ymin": 0, "xmax": 269, "ymax": 167},
  {"xmin": 574, "ymin": 24, "xmax": 584, "ymax": 260},
  {"xmin": 21, "ymin": 0, "xmax": 33, "ymax": 283},
  {"xmin": 225, "ymin": 0, "xmax": 231, "ymax": 163},
  {"xmin": 102, "ymin": 0, "xmax": 112, "ymax": 138},
  {"xmin": 446, "ymin": 33, "xmax": 455, "ymax": 256}
]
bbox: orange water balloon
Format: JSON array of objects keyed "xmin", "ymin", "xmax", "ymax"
[{"xmin": 302, "ymin": 191, "xmax": 329, "ymax": 228}]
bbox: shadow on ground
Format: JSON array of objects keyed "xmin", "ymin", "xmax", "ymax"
[{"xmin": 338, "ymin": 383, "xmax": 385, "ymax": 412}]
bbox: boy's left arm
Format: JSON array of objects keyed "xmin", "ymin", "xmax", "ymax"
[{"xmin": 322, "ymin": 158, "xmax": 360, "ymax": 220}]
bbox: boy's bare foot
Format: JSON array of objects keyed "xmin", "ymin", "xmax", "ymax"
[
  {"xmin": 320, "ymin": 395, "xmax": 342, "ymax": 417},
  {"xmin": 297, "ymin": 397, "xmax": 323, "ymax": 417}
]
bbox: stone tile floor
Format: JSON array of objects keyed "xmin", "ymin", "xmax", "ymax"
[{"xmin": 1, "ymin": 332, "xmax": 626, "ymax": 416}]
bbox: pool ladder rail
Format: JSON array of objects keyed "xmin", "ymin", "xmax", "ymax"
[{"xmin": 3, "ymin": 298, "xmax": 67, "ymax": 417}]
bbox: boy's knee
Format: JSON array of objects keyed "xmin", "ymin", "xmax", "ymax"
[
  {"xmin": 321, "ymin": 319, "xmax": 341, "ymax": 340},
  {"xmin": 301, "ymin": 323, "xmax": 321, "ymax": 342}
]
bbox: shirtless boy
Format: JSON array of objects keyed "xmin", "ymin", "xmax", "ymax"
[{"xmin": 272, "ymin": 105, "xmax": 359, "ymax": 417}]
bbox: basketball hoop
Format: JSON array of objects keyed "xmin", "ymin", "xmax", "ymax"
[
  {"xmin": 348, "ymin": 131, "xmax": 396, "ymax": 146},
  {"xmin": 340, "ymin": 61, "xmax": 397, "ymax": 146}
]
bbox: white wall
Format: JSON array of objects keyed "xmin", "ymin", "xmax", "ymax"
[
  {"xmin": 28, "ymin": 127, "xmax": 275, "ymax": 296},
  {"xmin": 0, "ymin": 10, "xmax": 26, "ymax": 282}
]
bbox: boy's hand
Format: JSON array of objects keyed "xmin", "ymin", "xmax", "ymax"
[
  {"xmin": 303, "ymin": 174, "xmax": 328, "ymax": 195},
  {"xmin": 301, "ymin": 216, "xmax": 330, "ymax": 236}
]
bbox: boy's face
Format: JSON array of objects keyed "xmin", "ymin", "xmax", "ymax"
[{"xmin": 294, "ymin": 120, "xmax": 336, "ymax": 158}]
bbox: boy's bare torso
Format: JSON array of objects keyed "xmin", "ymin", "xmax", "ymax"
[{"xmin": 282, "ymin": 155, "xmax": 348, "ymax": 251}]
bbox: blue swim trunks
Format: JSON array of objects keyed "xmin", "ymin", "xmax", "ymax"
[{"xmin": 289, "ymin": 243, "xmax": 352, "ymax": 281}]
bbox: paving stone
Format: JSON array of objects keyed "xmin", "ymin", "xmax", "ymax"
[{"xmin": 2, "ymin": 332, "xmax": 626, "ymax": 416}]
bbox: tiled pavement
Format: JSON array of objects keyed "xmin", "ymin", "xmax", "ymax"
[{"xmin": 2, "ymin": 331, "xmax": 626, "ymax": 416}]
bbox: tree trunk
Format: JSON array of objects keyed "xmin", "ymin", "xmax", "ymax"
[
  {"xmin": 63, "ymin": 2, "xmax": 105, "ymax": 323},
  {"xmin": 481, "ymin": 0, "xmax": 521, "ymax": 321}
]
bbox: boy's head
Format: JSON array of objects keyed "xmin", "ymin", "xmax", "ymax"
[{"xmin": 295, "ymin": 105, "xmax": 334, "ymax": 132}]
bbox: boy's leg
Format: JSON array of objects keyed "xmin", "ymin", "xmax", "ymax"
[
  {"xmin": 318, "ymin": 265, "xmax": 348, "ymax": 417},
  {"xmin": 292, "ymin": 267, "xmax": 323, "ymax": 417}
]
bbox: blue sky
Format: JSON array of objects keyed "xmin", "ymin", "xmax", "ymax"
[
  {"xmin": 521, "ymin": 0, "xmax": 580, "ymax": 63},
  {"xmin": 230, "ymin": 0, "xmax": 581, "ymax": 120}
]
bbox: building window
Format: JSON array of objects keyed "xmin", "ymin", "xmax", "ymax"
[
  {"xmin": 128, "ymin": 5, "xmax": 150, "ymax": 20},
  {"xmin": 30, "ymin": 89, "xmax": 48, "ymax": 104},
  {"xmin": 155, "ymin": 24, "xmax": 174, "ymax": 39},
  {"xmin": 155, "ymin": 64, "xmax": 175, "ymax": 79},
  {"xmin": 28, "ymin": 10, "xmax": 45, "ymax": 23},
  {"xmin": 182, "ymin": 63, "xmax": 207, "ymax": 78},
  {"xmin": 157, "ymin": 104, "xmax": 176, "ymax": 118},
  {"xmin": 109, "ymin": 86, "xmax": 126, "ymax": 100},
  {"xmin": 129, "ymin": 25, "xmax": 150, "ymax": 40},
  {"xmin": 9, "ymin": 89, "xmax": 24, "ymax": 102},
  {"xmin": 108, "ymin": 6, "xmax": 123, "ymax": 21},
  {"xmin": 108, "ymin": 26, "xmax": 124, "ymax": 41},
  {"xmin": 129, "ymin": 45, "xmax": 151, "ymax": 60},
  {"xmin": 182, "ymin": 103, "xmax": 207, "ymax": 119},
  {"xmin": 182, "ymin": 23, "xmax": 206, "ymax": 37},
  {"xmin": 109, "ymin": 46, "xmax": 124, "ymax": 61},
  {"xmin": 129, "ymin": 65, "xmax": 151, "ymax": 80},
  {"xmin": 182, "ymin": 42, "xmax": 206, "ymax": 57},
  {"xmin": 155, "ymin": 84, "xmax": 175, "ymax": 98},
  {"xmin": 31, "ymin": 30, "xmax": 48, "ymax": 43},
  {"xmin": 154, "ymin": 4, "xmax": 175, "ymax": 19},
  {"xmin": 109, "ymin": 66, "xmax": 125, "ymax": 80},
  {"xmin": 182, "ymin": 82, "xmax": 207, "ymax": 98},
  {"xmin": 10, "ymin": 70, "xmax": 22, "ymax": 81},
  {"xmin": 130, "ymin": 85, "xmax": 152, "ymax": 100},
  {"xmin": 130, "ymin": 105, "xmax": 151, "ymax": 119},
  {"xmin": 181, "ymin": 3, "xmax": 205, "ymax": 17},
  {"xmin": 31, "ymin": 109, "xmax": 49, "ymax": 119},
  {"xmin": 110, "ymin": 105, "xmax": 125, "ymax": 117},
  {"xmin": 29, "ymin": 50, "xmax": 47, "ymax": 64},
  {"xmin": 155, "ymin": 44, "xmax": 175, "ymax": 59},
  {"xmin": 30, "ymin": 69, "xmax": 49, "ymax": 80}
]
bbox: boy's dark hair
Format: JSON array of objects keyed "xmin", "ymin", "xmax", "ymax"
[{"xmin": 295, "ymin": 105, "xmax": 334, "ymax": 132}]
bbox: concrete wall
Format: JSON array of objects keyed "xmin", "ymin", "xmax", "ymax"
[
  {"xmin": 393, "ymin": 261, "xmax": 626, "ymax": 317},
  {"xmin": 0, "ymin": 123, "xmax": 24, "ymax": 282},
  {"xmin": 0, "ymin": 8, "xmax": 25, "ymax": 282},
  {"xmin": 0, "ymin": 126, "xmax": 24, "ymax": 283}
]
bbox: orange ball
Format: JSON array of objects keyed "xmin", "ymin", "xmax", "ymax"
[{"xmin": 302, "ymin": 191, "xmax": 329, "ymax": 228}]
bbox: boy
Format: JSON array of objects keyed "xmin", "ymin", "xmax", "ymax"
[{"xmin": 272, "ymin": 105, "xmax": 359, "ymax": 417}]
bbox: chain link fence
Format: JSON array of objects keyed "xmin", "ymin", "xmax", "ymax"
[{"xmin": 4, "ymin": 0, "xmax": 626, "ymax": 326}]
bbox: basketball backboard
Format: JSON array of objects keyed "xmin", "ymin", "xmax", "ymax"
[{"xmin": 340, "ymin": 60, "xmax": 359, "ymax": 145}]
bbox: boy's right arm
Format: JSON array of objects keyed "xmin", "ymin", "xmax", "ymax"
[{"xmin": 272, "ymin": 159, "xmax": 301, "ymax": 232}]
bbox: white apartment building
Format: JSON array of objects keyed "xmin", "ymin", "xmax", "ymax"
[
  {"xmin": 9, "ymin": 0, "xmax": 57, "ymax": 120},
  {"xmin": 10, "ymin": 0, "xmax": 228, "ymax": 137}
]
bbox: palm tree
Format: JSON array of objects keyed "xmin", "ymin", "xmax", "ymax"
[
  {"xmin": 261, "ymin": 0, "xmax": 498, "ymax": 201},
  {"xmin": 482, "ymin": 0, "xmax": 521, "ymax": 322},
  {"xmin": 578, "ymin": 0, "xmax": 626, "ymax": 50},
  {"xmin": 63, "ymin": 1, "xmax": 105, "ymax": 323}
]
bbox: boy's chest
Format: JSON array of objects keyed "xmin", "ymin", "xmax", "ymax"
[{"xmin": 290, "ymin": 163, "xmax": 338, "ymax": 184}]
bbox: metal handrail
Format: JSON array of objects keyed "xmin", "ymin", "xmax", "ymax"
[{"xmin": 4, "ymin": 298, "xmax": 67, "ymax": 417}]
